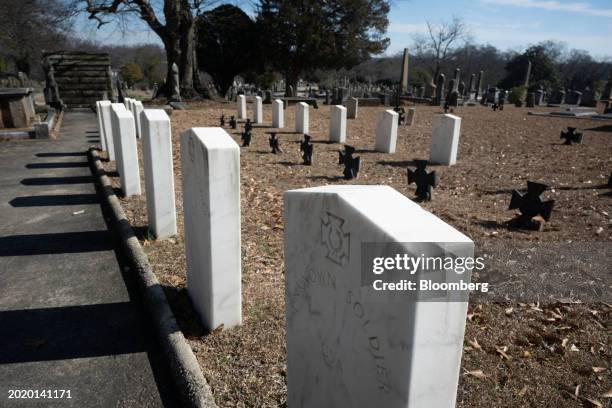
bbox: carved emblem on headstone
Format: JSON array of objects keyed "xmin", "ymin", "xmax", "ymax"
[{"xmin": 321, "ymin": 212, "xmax": 350, "ymax": 266}]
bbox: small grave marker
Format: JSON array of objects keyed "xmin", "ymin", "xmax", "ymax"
[
  {"xmin": 269, "ymin": 132, "xmax": 282, "ymax": 154},
  {"xmin": 300, "ymin": 135, "xmax": 313, "ymax": 165},
  {"xmin": 508, "ymin": 181, "xmax": 555, "ymax": 230},
  {"xmin": 407, "ymin": 160, "xmax": 437, "ymax": 201},
  {"xmin": 330, "ymin": 105, "xmax": 347, "ymax": 143},
  {"xmin": 237, "ymin": 94, "xmax": 247, "ymax": 120},
  {"xmin": 241, "ymin": 129, "xmax": 252, "ymax": 147},
  {"xmin": 375, "ymin": 110, "xmax": 399, "ymax": 153},
  {"xmin": 272, "ymin": 99, "xmax": 284, "ymax": 128},
  {"xmin": 229, "ymin": 116, "xmax": 237, "ymax": 129},
  {"xmin": 560, "ymin": 127, "xmax": 583, "ymax": 145},
  {"xmin": 338, "ymin": 145, "xmax": 360, "ymax": 179}
]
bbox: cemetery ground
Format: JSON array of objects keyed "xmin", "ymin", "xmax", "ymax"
[{"xmin": 103, "ymin": 101, "xmax": 611, "ymax": 407}]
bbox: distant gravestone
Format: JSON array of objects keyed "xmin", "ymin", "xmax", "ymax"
[
  {"xmin": 296, "ymin": 102, "xmax": 309, "ymax": 134},
  {"xmin": 264, "ymin": 90, "xmax": 272, "ymax": 104},
  {"xmin": 435, "ymin": 74, "xmax": 446, "ymax": 106},
  {"xmin": 133, "ymin": 100, "xmax": 144, "ymax": 139},
  {"xmin": 375, "ymin": 110, "xmax": 399, "ymax": 153},
  {"xmin": 565, "ymin": 90, "xmax": 582, "ymax": 105},
  {"xmin": 111, "ymin": 103, "xmax": 141, "ymax": 196},
  {"xmin": 406, "ymin": 107, "xmax": 416, "ymax": 126},
  {"xmin": 272, "ymin": 99, "xmax": 284, "ymax": 128},
  {"xmin": 475, "ymin": 71, "xmax": 484, "ymax": 100},
  {"xmin": 330, "ymin": 105, "xmax": 347, "ymax": 143},
  {"xmin": 430, "ymin": 114, "xmax": 461, "ymax": 166},
  {"xmin": 237, "ymin": 95, "xmax": 247, "ymax": 120},
  {"xmin": 95, "ymin": 101, "xmax": 109, "ymax": 153},
  {"xmin": 141, "ymin": 109, "xmax": 177, "ymax": 239},
  {"xmin": 284, "ymin": 184, "xmax": 473, "ymax": 408},
  {"xmin": 347, "ymin": 97, "xmax": 358, "ymax": 119},
  {"xmin": 98, "ymin": 101, "xmax": 115, "ymax": 161},
  {"xmin": 180, "ymin": 127, "xmax": 241, "ymax": 331},
  {"xmin": 253, "ymin": 96, "xmax": 263, "ymax": 124}
]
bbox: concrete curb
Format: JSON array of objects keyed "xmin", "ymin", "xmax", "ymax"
[{"xmin": 88, "ymin": 148, "xmax": 217, "ymax": 408}]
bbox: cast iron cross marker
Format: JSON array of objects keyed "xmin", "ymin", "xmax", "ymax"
[
  {"xmin": 219, "ymin": 113, "xmax": 225, "ymax": 127},
  {"xmin": 300, "ymin": 134, "xmax": 313, "ymax": 165},
  {"xmin": 244, "ymin": 118, "xmax": 253, "ymax": 133},
  {"xmin": 407, "ymin": 160, "xmax": 437, "ymax": 201},
  {"xmin": 560, "ymin": 127, "xmax": 583, "ymax": 145},
  {"xmin": 241, "ymin": 129, "xmax": 251, "ymax": 147},
  {"xmin": 508, "ymin": 181, "xmax": 555, "ymax": 230},
  {"xmin": 269, "ymin": 132, "xmax": 282, "ymax": 154},
  {"xmin": 229, "ymin": 116, "xmax": 237, "ymax": 129},
  {"xmin": 338, "ymin": 145, "xmax": 360, "ymax": 180}
]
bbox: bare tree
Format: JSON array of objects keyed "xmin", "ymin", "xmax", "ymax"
[
  {"xmin": 0, "ymin": 0, "xmax": 77, "ymax": 76},
  {"xmin": 412, "ymin": 16, "xmax": 471, "ymax": 82},
  {"xmin": 83, "ymin": 0, "xmax": 219, "ymax": 98}
]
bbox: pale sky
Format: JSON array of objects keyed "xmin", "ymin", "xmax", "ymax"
[{"xmin": 75, "ymin": 0, "xmax": 612, "ymax": 59}]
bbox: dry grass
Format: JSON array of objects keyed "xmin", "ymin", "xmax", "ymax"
[{"xmin": 103, "ymin": 100, "xmax": 611, "ymax": 407}]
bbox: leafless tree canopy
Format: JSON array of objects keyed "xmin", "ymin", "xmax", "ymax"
[{"xmin": 412, "ymin": 16, "xmax": 471, "ymax": 82}]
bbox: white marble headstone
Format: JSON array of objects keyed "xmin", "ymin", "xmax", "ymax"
[
  {"xmin": 110, "ymin": 104, "xmax": 141, "ymax": 197},
  {"xmin": 347, "ymin": 97, "xmax": 358, "ymax": 119},
  {"xmin": 374, "ymin": 110, "xmax": 399, "ymax": 153},
  {"xmin": 99, "ymin": 101, "xmax": 115, "ymax": 161},
  {"xmin": 272, "ymin": 99, "xmax": 284, "ymax": 128},
  {"xmin": 133, "ymin": 100, "xmax": 144, "ymax": 139},
  {"xmin": 284, "ymin": 185, "xmax": 473, "ymax": 408},
  {"xmin": 95, "ymin": 101, "xmax": 108, "ymax": 152},
  {"xmin": 141, "ymin": 109, "xmax": 177, "ymax": 239},
  {"xmin": 237, "ymin": 95, "xmax": 247, "ymax": 120},
  {"xmin": 253, "ymin": 96, "xmax": 263, "ymax": 124},
  {"xmin": 330, "ymin": 105, "xmax": 347, "ymax": 143},
  {"xmin": 180, "ymin": 127, "xmax": 242, "ymax": 331},
  {"xmin": 430, "ymin": 114, "xmax": 461, "ymax": 166},
  {"xmin": 296, "ymin": 102, "xmax": 309, "ymax": 134}
]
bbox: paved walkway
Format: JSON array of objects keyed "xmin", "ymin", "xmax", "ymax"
[{"xmin": 0, "ymin": 110, "xmax": 177, "ymax": 407}]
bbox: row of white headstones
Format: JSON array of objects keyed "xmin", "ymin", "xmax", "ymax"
[
  {"xmin": 96, "ymin": 97, "xmax": 473, "ymax": 408},
  {"xmin": 237, "ymin": 94, "xmax": 462, "ymax": 164}
]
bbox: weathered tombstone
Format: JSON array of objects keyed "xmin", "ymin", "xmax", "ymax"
[
  {"xmin": 406, "ymin": 107, "xmax": 416, "ymax": 126},
  {"xmin": 237, "ymin": 95, "xmax": 247, "ymax": 120},
  {"xmin": 98, "ymin": 101, "xmax": 115, "ymax": 161},
  {"xmin": 95, "ymin": 101, "xmax": 109, "ymax": 152},
  {"xmin": 330, "ymin": 105, "xmax": 347, "ymax": 143},
  {"xmin": 338, "ymin": 145, "xmax": 360, "ymax": 179},
  {"xmin": 253, "ymin": 96, "xmax": 263, "ymax": 124},
  {"xmin": 407, "ymin": 160, "xmax": 437, "ymax": 201},
  {"xmin": 284, "ymin": 184, "xmax": 473, "ymax": 408},
  {"xmin": 566, "ymin": 90, "xmax": 582, "ymax": 105},
  {"xmin": 171, "ymin": 62, "xmax": 181, "ymax": 101},
  {"xmin": 141, "ymin": 109, "xmax": 177, "ymax": 239},
  {"xmin": 400, "ymin": 48, "xmax": 409, "ymax": 94},
  {"xmin": 435, "ymin": 74, "xmax": 446, "ymax": 106},
  {"xmin": 430, "ymin": 114, "xmax": 461, "ymax": 166},
  {"xmin": 133, "ymin": 100, "xmax": 144, "ymax": 139},
  {"xmin": 475, "ymin": 71, "xmax": 484, "ymax": 100},
  {"xmin": 374, "ymin": 110, "xmax": 399, "ymax": 153},
  {"xmin": 300, "ymin": 135, "xmax": 313, "ymax": 165},
  {"xmin": 508, "ymin": 181, "xmax": 554, "ymax": 230},
  {"xmin": 287, "ymin": 85, "xmax": 295, "ymax": 97},
  {"xmin": 272, "ymin": 99, "xmax": 284, "ymax": 128},
  {"xmin": 535, "ymin": 88, "xmax": 545, "ymax": 105},
  {"xmin": 296, "ymin": 102, "xmax": 309, "ymax": 134},
  {"xmin": 264, "ymin": 90, "xmax": 272, "ymax": 104},
  {"xmin": 111, "ymin": 103, "xmax": 141, "ymax": 196},
  {"xmin": 180, "ymin": 127, "xmax": 241, "ymax": 331},
  {"xmin": 347, "ymin": 97, "xmax": 358, "ymax": 119}
]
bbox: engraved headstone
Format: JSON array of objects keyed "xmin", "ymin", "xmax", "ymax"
[
  {"xmin": 347, "ymin": 97, "xmax": 358, "ymax": 119},
  {"xmin": 284, "ymin": 184, "xmax": 473, "ymax": 408},
  {"xmin": 273, "ymin": 99, "xmax": 284, "ymax": 128},
  {"xmin": 330, "ymin": 105, "xmax": 347, "ymax": 143},
  {"xmin": 296, "ymin": 102, "xmax": 309, "ymax": 134},
  {"xmin": 111, "ymin": 103, "xmax": 141, "ymax": 196},
  {"xmin": 253, "ymin": 96, "xmax": 263, "ymax": 124},
  {"xmin": 237, "ymin": 94, "xmax": 247, "ymax": 120}
]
